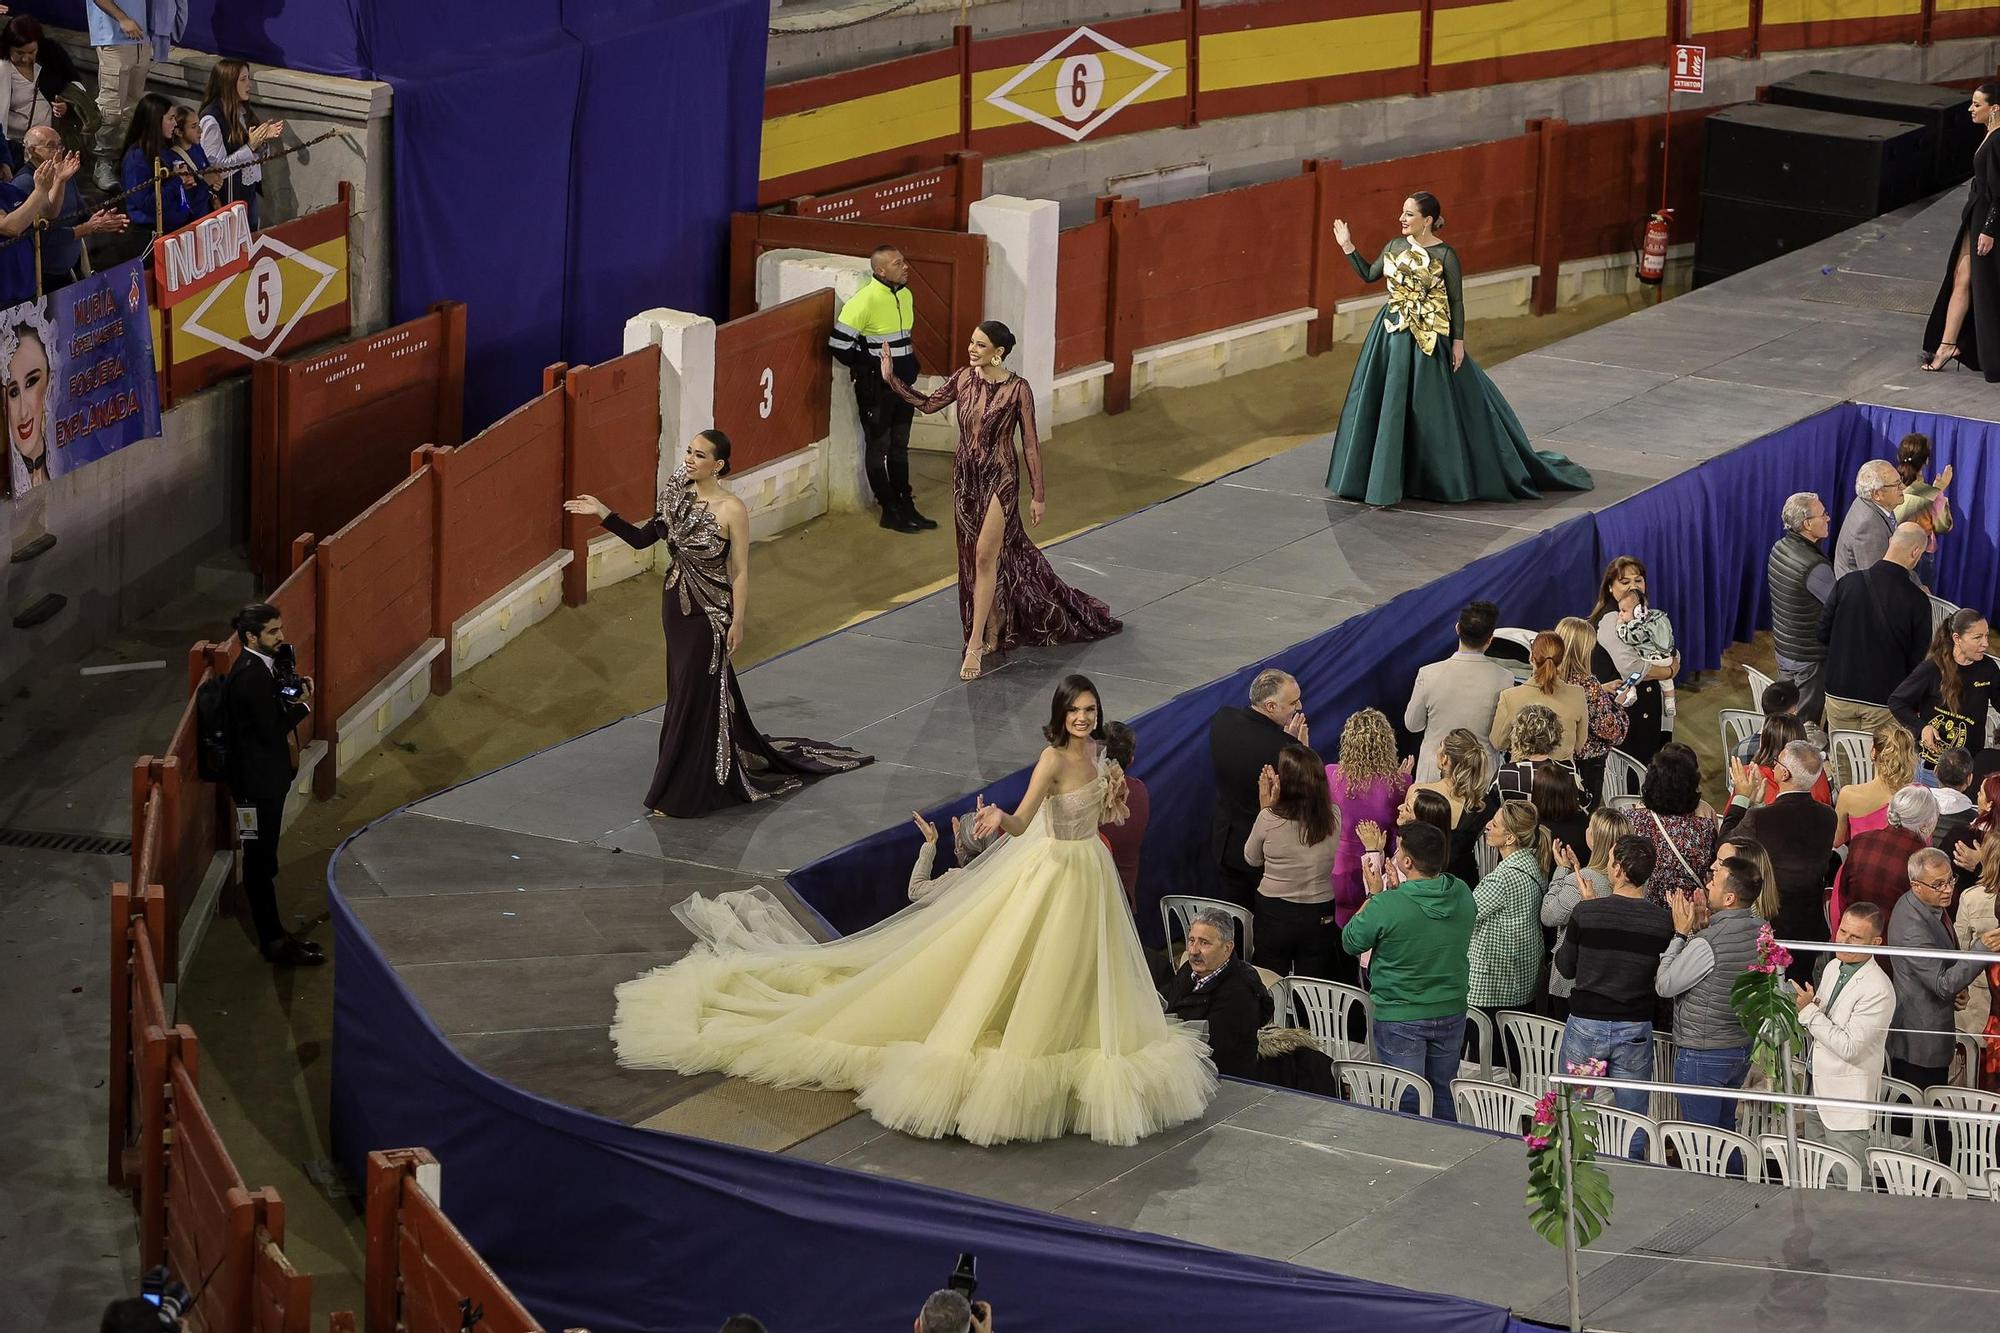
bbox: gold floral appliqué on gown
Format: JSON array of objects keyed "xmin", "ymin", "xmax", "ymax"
[{"xmin": 1380, "ymin": 243, "xmax": 1452, "ymax": 357}]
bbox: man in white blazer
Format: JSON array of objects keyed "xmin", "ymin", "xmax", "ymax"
[
  {"xmin": 1793, "ymin": 901, "xmax": 1895, "ymax": 1181},
  {"xmin": 1404, "ymin": 599, "xmax": 1515, "ymax": 783}
]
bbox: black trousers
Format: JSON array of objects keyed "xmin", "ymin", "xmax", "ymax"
[
  {"xmin": 1252, "ymin": 894, "xmax": 1344, "ymax": 983},
  {"xmin": 237, "ymin": 795, "xmax": 289, "ymax": 953},
  {"xmin": 854, "ymin": 373, "xmax": 914, "ymax": 506}
]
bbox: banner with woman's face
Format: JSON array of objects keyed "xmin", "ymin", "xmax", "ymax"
[{"xmin": 2, "ymin": 259, "xmax": 162, "ymax": 499}]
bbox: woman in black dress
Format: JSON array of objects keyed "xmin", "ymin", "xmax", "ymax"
[
  {"xmin": 1923, "ymin": 81, "xmax": 2000, "ymax": 377},
  {"xmin": 565, "ymin": 430, "xmax": 870, "ymax": 817}
]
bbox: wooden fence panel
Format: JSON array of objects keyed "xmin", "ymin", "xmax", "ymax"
[
  {"xmin": 267, "ymin": 554, "xmax": 319, "ymax": 749},
  {"xmin": 1335, "ymin": 132, "xmax": 1541, "ymax": 291},
  {"xmin": 366, "ymin": 1150, "xmax": 542, "ymax": 1333},
  {"xmin": 1055, "ymin": 220, "xmax": 1110, "ymax": 374},
  {"xmin": 166, "ymin": 1061, "xmax": 257, "ymax": 1333},
  {"xmin": 714, "ymin": 291, "xmax": 836, "ymax": 475},
  {"xmin": 431, "ymin": 387, "xmax": 566, "ymax": 641},
  {"xmin": 249, "ymin": 1226, "xmax": 313, "ymax": 1333},
  {"xmin": 316, "ymin": 467, "xmax": 438, "ymax": 728},
  {"xmin": 560, "ymin": 348, "xmax": 661, "ymax": 605},
  {"xmin": 1125, "ymin": 175, "xmax": 1315, "ymax": 350}
]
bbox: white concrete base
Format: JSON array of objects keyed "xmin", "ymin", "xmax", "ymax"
[
  {"xmin": 1135, "ymin": 307, "xmax": 1315, "ymax": 394},
  {"xmin": 622, "ymin": 310, "xmax": 714, "ymax": 503},
  {"xmin": 333, "ymin": 637, "xmax": 446, "ymax": 776},
  {"xmin": 450, "ymin": 550, "xmax": 575, "ymax": 677},
  {"xmin": 757, "ymin": 250, "xmax": 875, "ymax": 513},
  {"xmin": 1555, "ymin": 244, "xmax": 1696, "ymax": 305},
  {"xmin": 586, "ymin": 529, "xmax": 655, "ymax": 593},
  {"xmin": 732, "ymin": 443, "xmax": 829, "ymax": 541},
  {"xmin": 1052, "ymin": 362, "xmax": 1109, "ymax": 426},
  {"xmin": 906, "ymin": 373, "xmax": 959, "ymax": 454}
]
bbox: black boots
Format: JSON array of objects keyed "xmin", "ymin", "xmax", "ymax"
[
  {"xmin": 878, "ymin": 492, "xmax": 935, "ymax": 533},
  {"xmin": 901, "ymin": 491, "xmax": 938, "ymax": 530}
]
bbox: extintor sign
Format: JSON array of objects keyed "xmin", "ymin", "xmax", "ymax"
[{"xmin": 1671, "ymin": 45, "xmax": 1705, "ymax": 95}]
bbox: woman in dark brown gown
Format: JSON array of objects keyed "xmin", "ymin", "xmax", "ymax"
[
  {"xmin": 879, "ymin": 320, "xmax": 1120, "ymax": 680},
  {"xmin": 565, "ymin": 430, "xmax": 870, "ymax": 818}
]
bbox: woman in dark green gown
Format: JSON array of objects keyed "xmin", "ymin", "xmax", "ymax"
[{"xmin": 1324, "ymin": 192, "xmax": 1593, "ymax": 506}]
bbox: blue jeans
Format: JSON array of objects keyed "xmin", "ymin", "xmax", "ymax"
[
  {"xmin": 1371, "ymin": 1014, "xmax": 1466, "ymax": 1122},
  {"xmin": 1674, "ymin": 1044, "xmax": 1750, "ymax": 1129},
  {"xmin": 1559, "ymin": 1017, "xmax": 1653, "ymax": 1115}
]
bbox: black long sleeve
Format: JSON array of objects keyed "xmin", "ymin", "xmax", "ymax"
[
  {"xmin": 602, "ymin": 511, "xmax": 665, "ymax": 551},
  {"xmin": 1888, "ymin": 659, "xmax": 1939, "ymax": 737},
  {"xmin": 1979, "ymin": 138, "xmax": 2000, "ymax": 237},
  {"xmin": 1205, "ymin": 975, "xmax": 1264, "ymax": 1078}
]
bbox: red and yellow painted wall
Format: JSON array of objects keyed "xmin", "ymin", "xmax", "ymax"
[{"xmin": 760, "ymin": 0, "xmax": 2000, "ymax": 204}]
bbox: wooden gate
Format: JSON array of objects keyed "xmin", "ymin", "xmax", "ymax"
[
  {"xmin": 713, "ymin": 291, "xmax": 834, "ymax": 477},
  {"xmin": 728, "ymin": 213, "xmax": 986, "ymax": 377}
]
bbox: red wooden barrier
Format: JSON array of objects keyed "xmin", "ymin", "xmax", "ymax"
[
  {"xmin": 366, "ymin": 1149, "xmax": 544, "ymax": 1333},
  {"xmin": 166, "ymin": 1059, "xmax": 257, "ymax": 1333},
  {"xmin": 1125, "ymin": 173, "xmax": 1316, "ymax": 350},
  {"xmin": 790, "ymin": 152, "xmax": 984, "ymax": 231},
  {"xmin": 554, "ymin": 349, "xmax": 662, "ymax": 607},
  {"xmin": 1054, "ymin": 219, "xmax": 1110, "ymax": 374},
  {"xmin": 728, "ymin": 213, "xmax": 986, "ymax": 377},
  {"xmin": 250, "ymin": 303, "xmax": 466, "ymax": 587},
  {"xmin": 714, "ymin": 290, "xmax": 836, "ymax": 476},
  {"xmin": 250, "ymin": 1203, "xmax": 313, "ymax": 1333},
  {"xmin": 108, "ymin": 881, "xmax": 166, "ymax": 1190},
  {"xmin": 268, "ymin": 554, "xmax": 320, "ymax": 749},
  {"xmin": 421, "ymin": 386, "xmax": 566, "ymax": 682},
  {"xmin": 315, "ymin": 466, "xmax": 439, "ymax": 736}
]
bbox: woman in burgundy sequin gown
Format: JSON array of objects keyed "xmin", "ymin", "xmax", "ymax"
[
  {"xmin": 880, "ymin": 320, "xmax": 1120, "ymax": 679},
  {"xmin": 565, "ymin": 431, "xmax": 871, "ymax": 818}
]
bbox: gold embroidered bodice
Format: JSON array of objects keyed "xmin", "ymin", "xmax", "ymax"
[{"xmin": 1380, "ymin": 243, "xmax": 1453, "ymax": 357}]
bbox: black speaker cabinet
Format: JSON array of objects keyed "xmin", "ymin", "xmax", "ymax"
[
  {"xmin": 1764, "ymin": 70, "xmax": 1977, "ymax": 192},
  {"xmin": 1692, "ymin": 193, "xmax": 1873, "ymax": 284},
  {"xmin": 1702, "ymin": 103, "xmax": 1930, "ymax": 216}
]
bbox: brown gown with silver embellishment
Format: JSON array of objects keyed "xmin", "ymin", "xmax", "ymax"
[{"xmin": 602, "ymin": 470, "xmax": 871, "ymax": 817}]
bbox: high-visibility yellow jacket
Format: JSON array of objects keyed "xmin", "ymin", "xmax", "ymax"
[{"xmin": 829, "ymin": 277, "xmax": 916, "ymax": 384}]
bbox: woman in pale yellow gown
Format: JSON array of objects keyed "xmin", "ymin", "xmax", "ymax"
[{"xmin": 610, "ymin": 674, "xmax": 1216, "ymax": 1147}]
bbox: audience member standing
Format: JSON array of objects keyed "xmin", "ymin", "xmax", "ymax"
[
  {"xmin": 1628, "ymin": 742, "xmax": 1716, "ymax": 904},
  {"xmin": 1819, "ymin": 523, "xmax": 1932, "ymax": 737},
  {"xmin": 1891, "ymin": 433, "xmax": 1953, "ymax": 589},
  {"xmin": 1833, "ymin": 785, "xmax": 1937, "ymax": 923},
  {"xmin": 1932, "ymin": 748, "xmax": 1981, "ymax": 866},
  {"xmin": 1721, "ymin": 742, "xmax": 1837, "ymax": 982},
  {"xmin": 88, "ymin": 0, "xmax": 181, "ymax": 193},
  {"xmin": 1954, "ymin": 835, "xmax": 1997, "ymax": 1046},
  {"xmin": 1555, "ymin": 836, "xmax": 1673, "ymax": 1114},
  {"xmin": 1656, "ymin": 856, "xmax": 1763, "ymax": 1128},
  {"xmin": 829, "ymin": 245, "xmax": 932, "ymax": 533},
  {"xmin": 1402, "ymin": 727, "xmax": 1495, "ymax": 888},
  {"xmin": 1890, "ymin": 610, "xmax": 1996, "ymax": 777},
  {"xmin": 1767, "ymin": 491, "xmax": 1835, "ymax": 721},
  {"xmin": 1246, "ymin": 743, "xmax": 1340, "ymax": 981},
  {"xmin": 1325, "ymin": 708, "xmax": 1411, "ymax": 932},
  {"xmin": 1554, "ymin": 616, "xmax": 1629, "ymax": 802},
  {"xmin": 1834, "ymin": 721, "xmax": 1917, "ymax": 847},
  {"xmin": 1742, "ymin": 712, "xmax": 1830, "ymax": 806},
  {"xmin": 1832, "ymin": 460, "xmax": 1905, "ymax": 579},
  {"xmin": 1209, "ymin": 669, "xmax": 1307, "ymax": 907},
  {"xmin": 1099, "ymin": 721, "xmax": 1148, "ymax": 912},
  {"xmin": 1404, "ymin": 599, "xmax": 1514, "ymax": 782},
  {"xmin": 1467, "ymin": 800, "xmax": 1551, "ymax": 1028},
  {"xmin": 21, "ymin": 125, "xmax": 125, "ymax": 293},
  {"xmin": 1542, "ymin": 808, "xmax": 1633, "ymax": 1020},
  {"xmin": 1530, "ymin": 762, "xmax": 1589, "ymax": 865},
  {"xmin": 1733, "ymin": 677, "xmax": 1827, "ymax": 762},
  {"xmin": 1886, "ymin": 849, "xmax": 1993, "ymax": 1157},
  {"xmin": 1491, "ymin": 704, "xmax": 1589, "ymax": 807},
  {"xmin": 1795, "ymin": 902, "xmax": 1895, "ymax": 1182},
  {"xmin": 1490, "ymin": 632, "xmax": 1589, "ymax": 761},
  {"xmin": 198, "ymin": 59, "xmax": 284, "ymax": 229},
  {"xmin": 1342, "ymin": 821, "xmax": 1475, "ymax": 1120},
  {"xmin": 1589, "ymin": 557, "xmax": 1677, "ymax": 764}
]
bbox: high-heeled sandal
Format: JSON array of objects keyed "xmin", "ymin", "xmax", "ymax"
[
  {"xmin": 1922, "ymin": 342, "xmax": 1960, "ymax": 372},
  {"xmin": 960, "ymin": 645, "xmax": 983, "ymax": 681}
]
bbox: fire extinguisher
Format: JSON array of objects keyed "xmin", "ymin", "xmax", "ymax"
[{"xmin": 1637, "ymin": 209, "xmax": 1674, "ymax": 285}]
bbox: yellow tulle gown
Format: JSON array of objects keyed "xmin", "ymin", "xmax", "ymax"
[{"xmin": 610, "ymin": 760, "xmax": 1217, "ymax": 1147}]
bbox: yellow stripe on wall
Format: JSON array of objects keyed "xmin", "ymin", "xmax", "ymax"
[
  {"xmin": 1433, "ymin": 0, "xmax": 1665, "ymax": 63},
  {"xmin": 1688, "ymin": 0, "xmax": 1753, "ymax": 31},
  {"xmin": 1934, "ymin": 0, "xmax": 2000, "ymax": 13},
  {"xmin": 1199, "ymin": 11, "xmax": 1422, "ymax": 93},
  {"xmin": 1762, "ymin": 0, "xmax": 1920, "ymax": 18},
  {"xmin": 969, "ymin": 40, "xmax": 1186, "ymax": 132},
  {"xmin": 760, "ymin": 76, "xmax": 960, "ymax": 184}
]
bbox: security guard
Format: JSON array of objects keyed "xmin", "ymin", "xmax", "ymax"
[{"xmin": 828, "ymin": 245, "xmax": 934, "ymax": 533}]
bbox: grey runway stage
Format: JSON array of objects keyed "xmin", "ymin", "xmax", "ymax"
[{"xmin": 334, "ymin": 189, "xmax": 2000, "ymax": 1328}]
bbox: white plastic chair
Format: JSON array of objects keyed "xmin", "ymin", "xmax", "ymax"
[
  {"xmin": 1266, "ymin": 976, "xmax": 1293, "ymax": 1027},
  {"xmin": 1659, "ymin": 1121, "xmax": 1759, "ymax": 1179},
  {"xmin": 1498, "ymin": 1011, "xmax": 1566, "ymax": 1097},
  {"xmin": 1828, "ymin": 730, "xmax": 1875, "ymax": 788},
  {"xmin": 1474, "ymin": 836, "xmax": 1500, "ymax": 879},
  {"xmin": 1925, "ymin": 1087, "xmax": 2000, "ymax": 1196},
  {"xmin": 1606, "ymin": 793, "xmax": 1644, "ymax": 812},
  {"xmin": 1338, "ymin": 1059, "xmax": 1433, "ymax": 1118},
  {"xmin": 1602, "ymin": 748, "xmax": 1646, "ymax": 804},
  {"xmin": 1719, "ymin": 709, "xmax": 1763, "ymax": 762},
  {"xmin": 1160, "ymin": 895, "xmax": 1254, "ymax": 966},
  {"xmin": 1735, "ymin": 1058, "xmax": 1806, "ymax": 1142},
  {"xmin": 1451, "ymin": 1078, "xmax": 1538, "ymax": 1135},
  {"xmin": 1462, "ymin": 1008, "xmax": 1500, "ymax": 1082},
  {"xmin": 1284, "ymin": 977, "xmax": 1371, "ymax": 1061},
  {"xmin": 1870, "ymin": 1147, "xmax": 1968, "ymax": 1198},
  {"xmin": 1954, "ymin": 1032, "xmax": 1983, "ymax": 1088},
  {"xmin": 1871, "ymin": 1075, "xmax": 1927, "ymax": 1155},
  {"xmin": 1650, "ymin": 1032, "xmax": 1680, "ymax": 1123},
  {"xmin": 1743, "ymin": 665, "xmax": 1775, "ymax": 713},
  {"xmin": 1929, "ymin": 593, "xmax": 1960, "ymax": 631},
  {"xmin": 1760, "ymin": 1134, "xmax": 1863, "ymax": 1191},
  {"xmin": 1986, "ymin": 1168, "xmax": 2000, "ymax": 1200},
  {"xmin": 1595, "ymin": 1106, "xmax": 1661, "ymax": 1162}
]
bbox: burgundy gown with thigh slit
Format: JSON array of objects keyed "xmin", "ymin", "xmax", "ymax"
[
  {"xmin": 889, "ymin": 367, "xmax": 1120, "ymax": 653},
  {"xmin": 602, "ymin": 470, "xmax": 871, "ymax": 817}
]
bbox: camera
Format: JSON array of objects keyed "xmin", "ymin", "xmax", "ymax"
[
  {"xmin": 948, "ymin": 1253, "xmax": 978, "ymax": 1299},
  {"xmin": 273, "ymin": 643, "xmax": 306, "ymax": 704}
]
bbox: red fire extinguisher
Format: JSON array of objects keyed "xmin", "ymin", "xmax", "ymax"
[{"xmin": 1637, "ymin": 209, "xmax": 1673, "ymax": 285}]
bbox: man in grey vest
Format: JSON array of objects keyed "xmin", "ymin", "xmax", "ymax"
[
  {"xmin": 1656, "ymin": 855, "xmax": 1765, "ymax": 1129},
  {"xmin": 1766, "ymin": 491, "xmax": 1834, "ymax": 723}
]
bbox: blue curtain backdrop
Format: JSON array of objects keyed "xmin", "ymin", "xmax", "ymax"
[{"xmin": 16, "ymin": 0, "xmax": 767, "ymax": 428}]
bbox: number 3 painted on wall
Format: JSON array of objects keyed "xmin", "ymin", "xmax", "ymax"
[{"xmin": 759, "ymin": 367, "xmax": 774, "ymax": 419}]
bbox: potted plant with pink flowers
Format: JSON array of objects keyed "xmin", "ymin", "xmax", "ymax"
[{"xmin": 1524, "ymin": 1058, "xmax": 1614, "ymax": 1248}]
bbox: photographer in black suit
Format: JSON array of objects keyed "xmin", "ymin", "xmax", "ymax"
[{"xmin": 224, "ymin": 603, "xmax": 321, "ymax": 967}]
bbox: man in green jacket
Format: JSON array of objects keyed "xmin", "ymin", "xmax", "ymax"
[{"xmin": 1341, "ymin": 820, "xmax": 1476, "ymax": 1121}]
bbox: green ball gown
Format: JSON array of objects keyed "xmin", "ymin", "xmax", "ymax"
[{"xmin": 1324, "ymin": 238, "xmax": 1593, "ymax": 506}]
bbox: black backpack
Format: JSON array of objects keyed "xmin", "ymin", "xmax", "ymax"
[{"xmin": 195, "ymin": 674, "xmax": 231, "ymax": 783}]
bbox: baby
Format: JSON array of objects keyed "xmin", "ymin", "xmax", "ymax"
[{"xmin": 1615, "ymin": 597, "xmax": 1677, "ymax": 728}]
